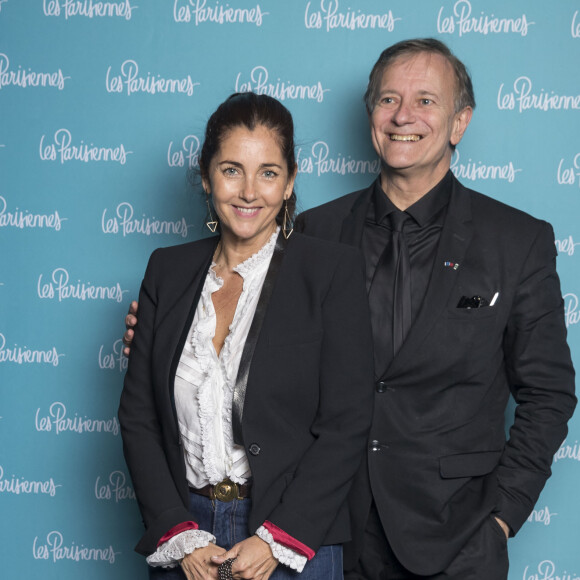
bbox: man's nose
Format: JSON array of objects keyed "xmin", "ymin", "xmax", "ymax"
[{"xmin": 392, "ymin": 101, "xmax": 415, "ymax": 125}]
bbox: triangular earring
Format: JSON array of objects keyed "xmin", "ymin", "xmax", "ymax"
[
  {"xmin": 205, "ymin": 195, "xmax": 218, "ymax": 233},
  {"xmin": 282, "ymin": 199, "xmax": 293, "ymax": 239}
]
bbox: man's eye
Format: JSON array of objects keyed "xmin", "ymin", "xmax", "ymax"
[
  {"xmin": 421, "ymin": 98, "xmax": 432, "ymax": 105},
  {"xmin": 381, "ymin": 97, "xmax": 394, "ymax": 104}
]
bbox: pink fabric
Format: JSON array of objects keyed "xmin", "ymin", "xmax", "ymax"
[
  {"xmin": 157, "ymin": 521, "xmax": 199, "ymax": 547},
  {"xmin": 263, "ymin": 520, "xmax": 315, "ymax": 560}
]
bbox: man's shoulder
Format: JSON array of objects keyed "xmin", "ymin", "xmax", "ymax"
[
  {"xmin": 295, "ymin": 185, "xmax": 372, "ymax": 240},
  {"xmin": 465, "ymin": 185, "xmax": 547, "ymax": 231},
  {"xmin": 299, "ymin": 187, "xmax": 368, "ymax": 220}
]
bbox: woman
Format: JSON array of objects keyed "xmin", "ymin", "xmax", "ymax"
[{"xmin": 119, "ymin": 93, "xmax": 374, "ymax": 580}]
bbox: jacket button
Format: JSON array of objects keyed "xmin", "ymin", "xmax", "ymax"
[
  {"xmin": 249, "ymin": 443, "xmax": 261, "ymax": 456},
  {"xmin": 376, "ymin": 381, "xmax": 387, "ymax": 393}
]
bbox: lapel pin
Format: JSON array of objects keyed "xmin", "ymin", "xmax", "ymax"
[{"xmin": 444, "ymin": 261, "xmax": 460, "ymax": 270}]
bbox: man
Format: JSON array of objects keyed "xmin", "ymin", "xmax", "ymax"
[{"xmin": 124, "ymin": 39, "xmax": 575, "ymax": 579}]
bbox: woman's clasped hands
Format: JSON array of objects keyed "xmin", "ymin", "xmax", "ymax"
[{"xmin": 180, "ymin": 536, "xmax": 277, "ymax": 580}]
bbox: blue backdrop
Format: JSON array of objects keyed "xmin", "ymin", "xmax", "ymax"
[{"xmin": 1, "ymin": 1, "xmax": 578, "ymax": 578}]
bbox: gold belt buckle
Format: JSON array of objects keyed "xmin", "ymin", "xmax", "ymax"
[{"xmin": 212, "ymin": 478, "xmax": 239, "ymax": 502}]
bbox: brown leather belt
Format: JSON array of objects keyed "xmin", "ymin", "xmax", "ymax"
[{"xmin": 190, "ymin": 478, "xmax": 251, "ymax": 502}]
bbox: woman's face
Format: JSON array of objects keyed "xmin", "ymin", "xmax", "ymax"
[{"xmin": 203, "ymin": 124, "xmax": 295, "ymax": 248}]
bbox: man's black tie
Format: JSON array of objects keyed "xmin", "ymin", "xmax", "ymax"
[{"xmin": 368, "ymin": 210, "xmax": 412, "ymax": 373}]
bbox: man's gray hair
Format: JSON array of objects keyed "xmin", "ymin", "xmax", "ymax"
[{"xmin": 364, "ymin": 38, "xmax": 476, "ymax": 114}]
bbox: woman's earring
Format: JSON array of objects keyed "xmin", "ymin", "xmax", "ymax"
[
  {"xmin": 205, "ymin": 194, "xmax": 218, "ymax": 233},
  {"xmin": 282, "ymin": 199, "xmax": 293, "ymax": 239}
]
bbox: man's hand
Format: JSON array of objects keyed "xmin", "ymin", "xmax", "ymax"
[
  {"xmin": 211, "ymin": 536, "xmax": 278, "ymax": 579},
  {"xmin": 180, "ymin": 543, "xmax": 226, "ymax": 580},
  {"xmin": 122, "ymin": 300, "xmax": 138, "ymax": 357},
  {"xmin": 494, "ymin": 516, "xmax": 510, "ymax": 539}
]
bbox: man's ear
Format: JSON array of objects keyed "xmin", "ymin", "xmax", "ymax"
[{"xmin": 450, "ymin": 106, "xmax": 473, "ymax": 147}]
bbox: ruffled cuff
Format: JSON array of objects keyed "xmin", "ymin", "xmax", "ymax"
[
  {"xmin": 157, "ymin": 521, "xmax": 199, "ymax": 546},
  {"xmin": 146, "ymin": 529, "xmax": 216, "ymax": 568},
  {"xmin": 255, "ymin": 526, "xmax": 308, "ymax": 573},
  {"xmin": 262, "ymin": 520, "xmax": 315, "ymax": 560}
]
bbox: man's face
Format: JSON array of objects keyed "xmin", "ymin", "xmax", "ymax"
[{"xmin": 369, "ymin": 51, "xmax": 472, "ymax": 187}]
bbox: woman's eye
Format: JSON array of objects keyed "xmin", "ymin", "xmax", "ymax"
[
  {"xmin": 263, "ymin": 170, "xmax": 277, "ymax": 178},
  {"xmin": 224, "ymin": 167, "xmax": 238, "ymax": 176}
]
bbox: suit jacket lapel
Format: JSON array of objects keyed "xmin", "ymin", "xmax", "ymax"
[
  {"xmin": 339, "ymin": 182, "xmax": 375, "ymax": 248},
  {"xmin": 384, "ymin": 177, "xmax": 474, "ymax": 376}
]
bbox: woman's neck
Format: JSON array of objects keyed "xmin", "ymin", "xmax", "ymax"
[{"xmin": 213, "ymin": 225, "xmax": 277, "ymax": 272}]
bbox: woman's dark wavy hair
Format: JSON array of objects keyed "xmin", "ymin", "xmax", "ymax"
[{"xmin": 199, "ymin": 92, "xmax": 298, "ymax": 226}]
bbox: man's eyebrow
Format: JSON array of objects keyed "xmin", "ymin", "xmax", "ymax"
[{"xmin": 417, "ymin": 90, "xmax": 440, "ymax": 98}]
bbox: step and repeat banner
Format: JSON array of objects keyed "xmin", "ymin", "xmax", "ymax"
[{"xmin": 1, "ymin": 1, "xmax": 578, "ymax": 578}]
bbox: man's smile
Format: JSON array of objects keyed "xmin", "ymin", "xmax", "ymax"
[{"xmin": 390, "ymin": 134, "xmax": 422, "ymax": 142}]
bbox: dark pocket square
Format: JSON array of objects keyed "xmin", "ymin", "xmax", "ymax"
[{"xmin": 457, "ymin": 295, "xmax": 489, "ymax": 309}]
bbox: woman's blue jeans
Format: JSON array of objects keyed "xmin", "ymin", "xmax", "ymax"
[{"xmin": 148, "ymin": 491, "xmax": 343, "ymax": 579}]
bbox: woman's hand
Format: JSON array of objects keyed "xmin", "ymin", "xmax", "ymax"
[
  {"xmin": 180, "ymin": 543, "xmax": 226, "ymax": 580},
  {"xmin": 211, "ymin": 536, "xmax": 278, "ymax": 579}
]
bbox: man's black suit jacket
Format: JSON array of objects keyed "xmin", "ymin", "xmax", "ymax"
[
  {"xmin": 296, "ymin": 174, "xmax": 576, "ymax": 575},
  {"xmin": 119, "ymin": 232, "xmax": 374, "ymax": 557}
]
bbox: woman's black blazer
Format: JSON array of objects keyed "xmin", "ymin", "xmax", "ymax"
[{"xmin": 119, "ymin": 232, "xmax": 374, "ymax": 556}]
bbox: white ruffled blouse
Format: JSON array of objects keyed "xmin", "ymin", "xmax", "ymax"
[
  {"xmin": 146, "ymin": 228, "xmax": 307, "ymax": 573},
  {"xmin": 174, "ymin": 232, "xmax": 276, "ymax": 488}
]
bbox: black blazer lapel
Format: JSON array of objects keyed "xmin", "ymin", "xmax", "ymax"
[
  {"xmin": 153, "ymin": 237, "xmax": 218, "ymax": 434},
  {"xmin": 232, "ymin": 231, "xmax": 288, "ymax": 445},
  {"xmin": 385, "ymin": 177, "xmax": 474, "ymax": 376}
]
